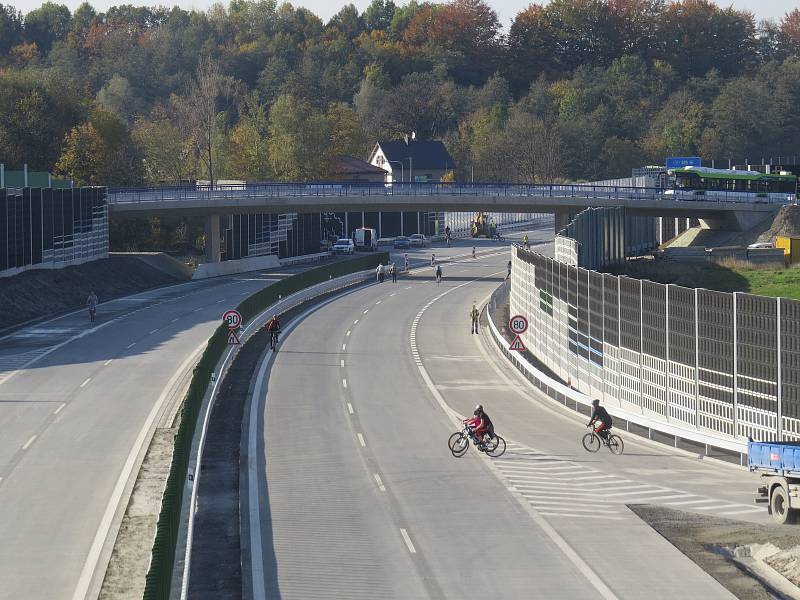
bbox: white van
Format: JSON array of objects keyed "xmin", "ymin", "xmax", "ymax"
[{"xmin": 354, "ymin": 228, "xmax": 378, "ymax": 251}]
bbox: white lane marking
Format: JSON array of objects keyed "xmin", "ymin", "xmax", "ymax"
[
  {"xmin": 80, "ymin": 378, "xmax": 91, "ymax": 388},
  {"xmin": 357, "ymin": 433, "xmax": 366, "ymax": 447},
  {"xmin": 76, "ymin": 343, "xmax": 208, "ymax": 600},
  {"xmin": 376, "ymin": 300, "xmax": 382, "ymax": 305},
  {"xmin": 400, "ymin": 528, "xmax": 417, "ymax": 554},
  {"xmin": 342, "ymin": 379, "xmax": 348, "ymax": 389},
  {"xmin": 126, "ymin": 342, "xmax": 136, "ymax": 349},
  {"xmin": 22, "ymin": 435, "xmax": 36, "ymax": 450},
  {"xmin": 716, "ymin": 507, "xmax": 764, "ymax": 515},
  {"xmin": 347, "ymin": 403, "xmax": 354, "ymax": 415},
  {"xmin": 216, "ymin": 299, "xmax": 224, "ymax": 303},
  {"xmin": 390, "ymin": 293, "xmax": 396, "ymax": 297},
  {"xmin": 363, "ymin": 309, "xmax": 369, "ymax": 314},
  {"xmin": 662, "ymin": 498, "xmax": 720, "ymax": 506},
  {"xmin": 171, "ymin": 317, "xmax": 180, "ymax": 323},
  {"xmin": 539, "ymin": 513, "xmax": 626, "ymax": 521},
  {"xmin": 405, "ymin": 286, "xmax": 411, "ymax": 289},
  {"xmin": 54, "ymin": 403, "xmax": 66, "ymax": 415},
  {"xmin": 342, "ymin": 344, "xmax": 347, "ymax": 351},
  {"xmin": 353, "ymin": 319, "xmax": 359, "ymax": 325},
  {"xmin": 104, "ymin": 359, "xmax": 113, "ymax": 366},
  {"xmin": 149, "ymin": 329, "xmax": 159, "ymax": 334},
  {"xmin": 410, "ymin": 269, "xmax": 619, "ymax": 600},
  {"xmin": 374, "ymin": 473, "xmax": 386, "ymax": 492},
  {"xmin": 340, "ymin": 359, "xmax": 345, "ymax": 368},
  {"xmin": 346, "ymin": 330, "xmax": 351, "ymax": 337},
  {"xmin": 522, "ymin": 500, "xmax": 620, "ymax": 514}
]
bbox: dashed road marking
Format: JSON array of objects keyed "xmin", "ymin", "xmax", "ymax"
[
  {"xmin": 400, "ymin": 528, "xmax": 416, "ymax": 554},
  {"xmin": 376, "ymin": 300, "xmax": 382, "ymax": 305},
  {"xmin": 342, "ymin": 344, "xmax": 346, "ymax": 351},
  {"xmin": 193, "ymin": 307, "xmax": 202, "ymax": 312},
  {"xmin": 342, "ymin": 378, "xmax": 348, "ymax": 389},
  {"xmin": 171, "ymin": 317, "xmax": 179, "ymax": 323},
  {"xmin": 347, "ymin": 403, "xmax": 354, "ymax": 414},
  {"xmin": 363, "ymin": 309, "xmax": 369, "ymax": 314},
  {"xmin": 22, "ymin": 435, "xmax": 36, "ymax": 450},
  {"xmin": 104, "ymin": 359, "xmax": 113, "ymax": 366},
  {"xmin": 374, "ymin": 473, "xmax": 386, "ymax": 492},
  {"xmin": 357, "ymin": 433, "xmax": 366, "ymax": 447},
  {"xmin": 340, "ymin": 359, "xmax": 345, "ymax": 368},
  {"xmin": 353, "ymin": 319, "xmax": 359, "ymax": 325},
  {"xmin": 149, "ymin": 329, "xmax": 159, "ymax": 334},
  {"xmin": 80, "ymin": 378, "xmax": 91, "ymax": 388},
  {"xmin": 346, "ymin": 330, "xmax": 351, "ymax": 337},
  {"xmin": 126, "ymin": 342, "xmax": 136, "ymax": 349},
  {"xmin": 54, "ymin": 403, "xmax": 66, "ymax": 415}
]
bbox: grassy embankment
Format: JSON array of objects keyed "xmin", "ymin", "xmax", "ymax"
[{"xmin": 617, "ymin": 260, "xmax": 800, "ymax": 300}]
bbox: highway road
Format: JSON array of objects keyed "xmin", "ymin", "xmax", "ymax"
[
  {"xmin": 250, "ymin": 228, "xmax": 769, "ymax": 599},
  {"xmin": 0, "ymin": 265, "xmax": 314, "ymax": 600}
]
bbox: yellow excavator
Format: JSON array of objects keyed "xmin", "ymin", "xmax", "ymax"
[{"xmin": 471, "ymin": 212, "xmax": 498, "ymax": 238}]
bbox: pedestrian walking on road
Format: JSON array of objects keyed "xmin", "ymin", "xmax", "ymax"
[
  {"xmin": 506, "ymin": 260, "xmax": 512, "ymax": 280},
  {"xmin": 430, "ymin": 253, "xmax": 436, "ymax": 267},
  {"xmin": 435, "ymin": 264, "xmax": 442, "ymax": 286},
  {"xmin": 87, "ymin": 291, "xmax": 98, "ymax": 323},
  {"xmin": 404, "ymin": 253, "xmax": 409, "ymax": 273},
  {"xmin": 472, "ymin": 246, "xmax": 476, "ymax": 259},
  {"xmin": 376, "ymin": 263, "xmax": 385, "ymax": 283},
  {"xmin": 523, "ymin": 234, "xmax": 529, "ymax": 250},
  {"xmin": 471, "ymin": 304, "xmax": 480, "ymax": 334},
  {"xmin": 390, "ymin": 263, "xmax": 397, "ymax": 283}
]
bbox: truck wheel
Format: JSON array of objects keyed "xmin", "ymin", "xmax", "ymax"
[{"xmin": 770, "ymin": 486, "xmax": 797, "ymax": 525}]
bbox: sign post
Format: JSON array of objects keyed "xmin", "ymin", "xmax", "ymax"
[
  {"xmin": 665, "ymin": 156, "xmax": 701, "ymax": 170},
  {"xmin": 508, "ymin": 315, "xmax": 528, "ymax": 352},
  {"xmin": 222, "ymin": 309, "xmax": 243, "ymax": 345}
]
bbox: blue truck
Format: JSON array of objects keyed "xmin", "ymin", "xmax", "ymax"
[{"xmin": 748, "ymin": 438, "xmax": 800, "ymax": 524}]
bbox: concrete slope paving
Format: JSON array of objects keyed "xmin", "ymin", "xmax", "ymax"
[
  {"xmin": 0, "ymin": 268, "xmax": 288, "ymax": 600},
  {"xmin": 257, "ymin": 247, "xmax": 603, "ymax": 600}
]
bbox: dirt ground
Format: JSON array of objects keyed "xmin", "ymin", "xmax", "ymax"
[
  {"xmin": 0, "ymin": 255, "xmax": 187, "ymax": 327},
  {"xmin": 631, "ymin": 505, "xmax": 800, "ymax": 599}
]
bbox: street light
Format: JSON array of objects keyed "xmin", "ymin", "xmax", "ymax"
[{"xmin": 387, "ymin": 160, "xmax": 404, "ymax": 184}]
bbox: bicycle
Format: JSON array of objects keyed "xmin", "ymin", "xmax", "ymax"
[
  {"xmin": 269, "ymin": 329, "xmax": 280, "ymax": 351},
  {"xmin": 448, "ymin": 425, "xmax": 506, "ymax": 458},
  {"xmin": 582, "ymin": 426, "xmax": 624, "ymax": 455}
]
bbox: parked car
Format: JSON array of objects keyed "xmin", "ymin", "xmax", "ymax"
[
  {"xmin": 748, "ymin": 242, "xmax": 774, "ymax": 249},
  {"xmin": 332, "ymin": 238, "xmax": 355, "ymax": 254},
  {"xmin": 394, "ymin": 236, "xmax": 411, "ymax": 249},
  {"xmin": 409, "ymin": 233, "xmax": 427, "ymax": 247}
]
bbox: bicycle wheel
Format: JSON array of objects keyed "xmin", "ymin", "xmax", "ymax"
[
  {"xmin": 607, "ymin": 434, "xmax": 624, "ymax": 455},
  {"xmin": 448, "ymin": 432, "xmax": 462, "ymax": 450},
  {"xmin": 451, "ymin": 434, "xmax": 469, "ymax": 457},
  {"xmin": 582, "ymin": 432, "xmax": 601, "ymax": 453},
  {"xmin": 486, "ymin": 436, "xmax": 506, "ymax": 457}
]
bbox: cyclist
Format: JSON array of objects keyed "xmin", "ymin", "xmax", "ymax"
[
  {"xmin": 470, "ymin": 303, "xmax": 480, "ymax": 334},
  {"xmin": 267, "ymin": 314, "xmax": 281, "ymax": 349},
  {"xmin": 464, "ymin": 405, "xmax": 494, "ymax": 449},
  {"xmin": 587, "ymin": 399, "xmax": 612, "ymax": 440},
  {"xmin": 86, "ymin": 291, "xmax": 98, "ymax": 323},
  {"xmin": 435, "ymin": 264, "xmax": 442, "ymax": 285}
]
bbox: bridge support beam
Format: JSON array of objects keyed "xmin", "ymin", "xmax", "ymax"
[
  {"xmin": 554, "ymin": 210, "xmax": 574, "ymax": 234},
  {"xmin": 699, "ymin": 209, "xmax": 775, "ymax": 232},
  {"xmin": 205, "ymin": 214, "xmax": 222, "ymax": 262}
]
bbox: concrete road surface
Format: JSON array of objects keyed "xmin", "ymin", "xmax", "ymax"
[
  {"xmin": 0, "ymin": 266, "xmax": 306, "ymax": 600},
  {"xmin": 251, "ymin": 228, "xmax": 759, "ymax": 599}
]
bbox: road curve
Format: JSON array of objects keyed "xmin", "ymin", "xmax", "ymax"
[{"xmin": 250, "ymin": 230, "xmax": 762, "ymax": 599}]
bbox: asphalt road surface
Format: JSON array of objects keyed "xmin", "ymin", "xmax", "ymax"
[
  {"xmin": 252, "ymin": 228, "xmax": 768, "ymax": 600},
  {"xmin": 0, "ymin": 264, "xmax": 315, "ymax": 600}
]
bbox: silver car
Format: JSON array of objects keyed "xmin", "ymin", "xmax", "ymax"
[{"xmin": 409, "ymin": 234, "xmax": 427, "ymax": 247}]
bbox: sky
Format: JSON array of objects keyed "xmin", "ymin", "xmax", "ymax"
[{"xmin": 8, "ymin": 0, "xmax": 800, "ymax": 27}]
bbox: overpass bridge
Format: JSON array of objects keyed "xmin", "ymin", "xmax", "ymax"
[{"xmin": 106, "ymin": 182, "xmax": 783, "ymax": 261}]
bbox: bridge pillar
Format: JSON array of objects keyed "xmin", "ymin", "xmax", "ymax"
[
  {"xmin": 699, "ymin": 210, "xmax": 775, "ymax": 232},
  {"xmin": 205, "ymin": 214, "xmax": 222, "ymax": 262},
  {"xmin": 554, "ymin": 210, "xmax": 574, "ymax": 234}
]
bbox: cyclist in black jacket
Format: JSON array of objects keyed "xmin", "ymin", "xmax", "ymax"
[{"xmin": 587, "ymin": 399, "xmax": 612, "ymax": 440}]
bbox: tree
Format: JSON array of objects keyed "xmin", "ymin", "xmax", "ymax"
[
  {"xmin": 268, "ymin": 94, "xmax": 331, "ymax": 180},
  {"xmin": 175, "ymin": 57, "xmax": 232, "ymax": 187},
  {"xmin": 24, "ymin": 2, "xmax": 71, "ymax": 52},
  {"xmin": 227, "ymin": 93, "xmax": 271, "ymax": 180},
  {"xmin": 363, "ymin": 0, "xmax": 396, "ymax": 31},
  {"xmin": 0, "ymin": 4, "xmax": 23, "ymax": 54},
  {"xmin": 326, "ymin": 102, "xmax": 368, "ymax": 160},
  {"xmin": 133, "ymin": 113, "xmax": 194, "ymax": 184},
  {"xmin": 55, "ymin": 108, "xmax": 142, "ymax": 186},
  {"xmin": 96, "ymin": 75, "xmax": 143, "ymax": 121}
]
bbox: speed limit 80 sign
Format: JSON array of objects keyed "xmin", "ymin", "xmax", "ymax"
[
  {"xmin": 222, "ymin": 309, "xmax": 242, "ymax": 330},
  {"xmin": 508, "ymin": 315, "xmax": 528, "ymax": 335}
]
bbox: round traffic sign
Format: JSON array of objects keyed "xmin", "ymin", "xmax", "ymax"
[
  {"xmin": 222, "ymin": 309, "xmax": 242, "ymax": 329},
  {"xmin": 508, "ymin": 315, "xmax": 528, "ymax": 335}
]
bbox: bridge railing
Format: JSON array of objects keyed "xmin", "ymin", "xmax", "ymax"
[{"xmin": 105, "ymin": 181, "xmax": 795, "ymax": 205}]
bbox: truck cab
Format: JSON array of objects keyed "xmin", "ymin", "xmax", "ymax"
[{"xmin": 749, "ymin": 439, "xmax": 800, "ymax": 524}]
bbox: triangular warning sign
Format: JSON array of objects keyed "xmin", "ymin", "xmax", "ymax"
[
  {"xmin": 227, "ymin": 331, "xmax": 240, "ymax": 345},
  {"xmin": 509, "ymin": 335, "xmax": 526, "ymax": 352}
]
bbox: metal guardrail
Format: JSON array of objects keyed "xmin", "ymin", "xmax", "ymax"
[{"xmin": 105, "ymin": 182, "xmax": 795, "ymax": 206}]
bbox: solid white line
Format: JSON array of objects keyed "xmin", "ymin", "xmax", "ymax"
[
  {"xmin": 522, "ymin": 499, "xmax": 620, "ymax": 513},
  {"xmin": 340, "ymin": 359, "xmax": 345, "ymax": 367},
  {"xmin": 662, "ymin": 498, "xmax": 719, "ymax": 506},
  {"xmin": 149, "ymin": 329, "xmax": 158, "ymax": 334},
  {"xmin": 74, "ymin": 343, "xmax": 208, "ymax": 600},
  {"xmin": 539, "ymin": 512, "xmax": 626, "ymax": 521},
  {"xmin": 80, "ymin": 378, "xmax": 91, "ymax": 388},
  {"xmin": 104, "ymin": 359, "xmax": 113, "ymax": 366},
  {"xmin": 342, "ymin": 379, "xmax": 348, "ymax": 389},
  {"xmin": 22, "ymin": 435, "xmax": 36, "ymax": 450},
  {"xmin": 716, "ymin": 507, "xmax": 763, "ymax": 515},
  {"xmin": 357, "ymin": 433, "xmax": 366, "ymax": 447},
  {"xmin": 399, "ymin": 528, "xmax": 416, "ymax": 554},
  {"xmin": 346, "ymin": 330, "xmax": 351, "ymax": 337},
  {"xmin": 54, "ymin": 403, "xmax": 66, "ymax": 415},
  {"xmin": 126, "ymin": 342, "xmax": 136, "ymax": 349},
  {"xmin": 374, "ymin": 473, "xmax": 386, "ymax": 491},
  {"xmin": 347, "ymin": 403, "xmax": 354, "ymax": 414}
]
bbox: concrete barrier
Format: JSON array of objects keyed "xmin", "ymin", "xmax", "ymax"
[{"xmin": 192, "ymin": 255, "xmax": 280, "ymax": 279}]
